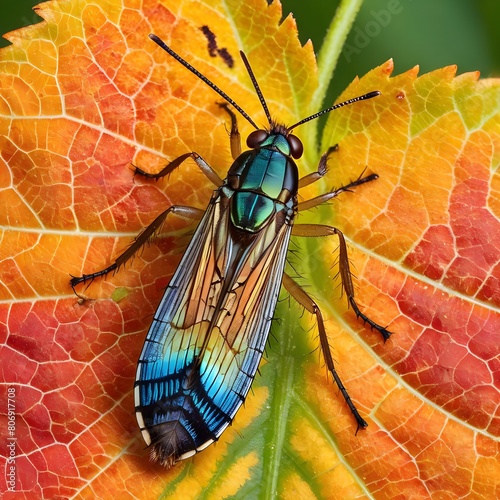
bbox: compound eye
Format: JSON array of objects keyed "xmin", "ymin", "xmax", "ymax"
[
  {"xmin": 247, "ymin": 129, "xmax": 269, "ymax": 148},
  {"xmin": 288, "ymin": 134, "xmax": 303, "ymax": 159}
]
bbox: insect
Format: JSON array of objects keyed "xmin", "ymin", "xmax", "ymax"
[{"xmin": 71, "ymin": 33, "xmax": 391, "ymax": 468}]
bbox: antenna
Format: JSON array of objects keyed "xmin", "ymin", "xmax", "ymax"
[
  {"xmin": 149, "ymin": 34, "xmax": 380, "ymax": 135},
  {"xmin": 149, "ymin": 34, "xmax": 259, "ymax": 130},
  {"xmin": 288, "ymin": 91, "xmax": 380, "ymax": 131},
  {"xmin": 239, "ymin": 51, "xmax": 273, "ymax": 128}
]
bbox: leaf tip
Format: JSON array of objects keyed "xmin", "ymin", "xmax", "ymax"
[{"xmin": 382, "ymin": 59, "xmax": 394, "ymax": 75}]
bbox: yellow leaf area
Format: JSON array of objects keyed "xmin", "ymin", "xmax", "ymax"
[
  {"xmin": 0, "ymin": 1, "xmax": 499, "ymax": 500},
  {"xmin": 298, "ymin": 59, "xmax": 500, "ymax": 497}
]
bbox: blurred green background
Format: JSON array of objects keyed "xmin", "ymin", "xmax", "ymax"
[
  {"xmin": 2, "ymin": 0, "xmax": 500, "ymax": 107},
  {"xmin": 283, "ymin": 0, "xmax": 500, "ymax": 105}
]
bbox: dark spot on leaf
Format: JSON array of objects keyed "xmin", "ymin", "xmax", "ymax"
[
  {"xmin": 200, "ymin": 25, "xmax": 217, "ymax": 57},
  {"xmin": 199, "ymin": 25, "xmax": 234, "ymax": 68}
]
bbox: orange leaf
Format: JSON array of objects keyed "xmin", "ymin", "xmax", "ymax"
[{"xmin": 0, "ymin": 0, "xmax": 499, "ymax": 498}]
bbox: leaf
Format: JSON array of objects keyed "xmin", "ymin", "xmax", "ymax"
[{"xmin": 0, "ymin": 0, "xmax": 499, "ymax": 499}]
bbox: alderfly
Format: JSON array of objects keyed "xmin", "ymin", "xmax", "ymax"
[{"xmin": 71, "ymin": 33, "xmax": 392, "ymax": 468}]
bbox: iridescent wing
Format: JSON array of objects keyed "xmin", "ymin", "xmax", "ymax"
[{"xmin": 134, "ymin": 189, "xmax": 293, "ymax": 466}]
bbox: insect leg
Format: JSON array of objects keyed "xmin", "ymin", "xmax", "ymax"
[
  {"xmin": 217, "ymin": 102, "xmax": 241, "ymax": 159},
  {"xmin": 298, "ymin": 168, "xmax": 378, "ymax": 212},
  {"xmin": 70, "ymin": 205, "xmax": 204, "ymax": 294},
  {"xmin": 298, "ymin": 145, "xmax": 337, "ymax": 188},
  {"xmin": 292, "ymin": 224, "xmax": 392, "ymax": 341},
  {"xmin": 135, "ymin": 152, "xmax": 223, "ymax": 187},
  {"xmin": 281, "ymin": 272, "xmax": 368, "ymax": 431}
]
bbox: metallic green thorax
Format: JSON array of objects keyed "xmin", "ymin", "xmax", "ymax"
[{"xmin": 226, "ymin": 134, "xmax": 299, "ymax": 232}]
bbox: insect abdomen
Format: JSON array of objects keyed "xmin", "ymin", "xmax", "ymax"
[{"xmin": 135, "ymin": 362, "xmax": 232, "ymax": 467}]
